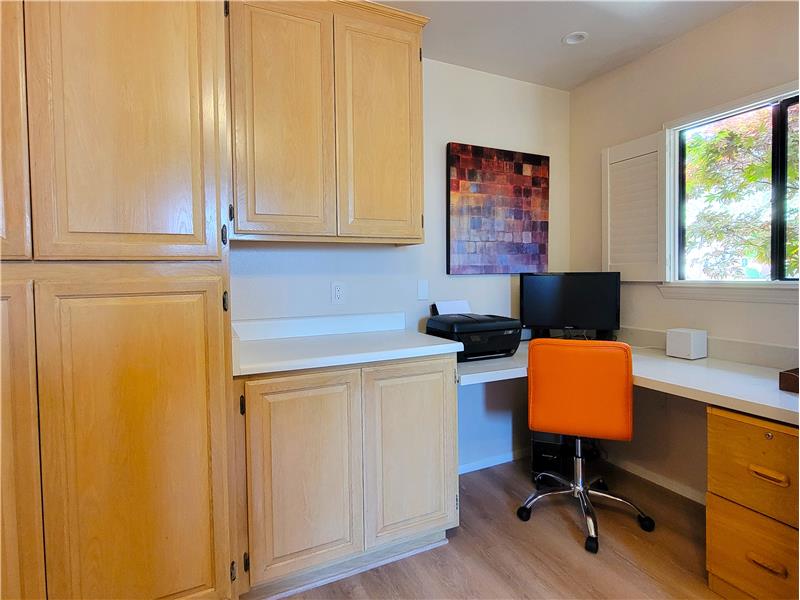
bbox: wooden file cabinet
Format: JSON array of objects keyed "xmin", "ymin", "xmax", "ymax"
[{"xmin": 706, "ymin": 407, "xmax": 799, "ymax": 599}]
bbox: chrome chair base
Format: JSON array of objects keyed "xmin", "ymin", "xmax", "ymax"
[{"xmin": 516, "ymin": 439, "xmax": 655, "ymax": 553}]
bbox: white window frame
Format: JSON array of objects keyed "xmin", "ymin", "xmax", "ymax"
[{"xmin": 659, "ymin": 81, "xmax": 799, "ymax": 304}]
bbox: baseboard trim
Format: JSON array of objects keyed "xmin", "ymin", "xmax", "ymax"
[
  {"xmin": 608, "ymin": 458, "xmax": 705, "ymax": 505},
  {"xmin": 459, "ymin": 447, "xmax": 529, "ymax": 475},
  {"xmin": 245, "ymin": 532, "xmax": 447, "ymax": 600}
]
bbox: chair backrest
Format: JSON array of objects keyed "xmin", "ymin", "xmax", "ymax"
[{"xmin": 528, "ymin": 338, "xmax": 633, "ymax": 441}]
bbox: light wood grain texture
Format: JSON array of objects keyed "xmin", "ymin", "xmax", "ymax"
[
  {"xmin": 362, "ymin": 358, "xmax": 458, "ymax": 548},
  {"xmin": 231, "ymin": 1, "xmax": 336, "ymax": 236},
  {"xmin": 707, "ymin": 407, "xmax": 798, "ymax": 527},
  {"xmin": 707, "ymin": 492, "xmax": 798, "ymax": 599},
  {"xmin": 334, "ymin": 11, "xmax": 423, "ymax": 240},
  {"xmin": 709, "ymin": 573, "xmax": 755, "ymax": 599},
  {"xmin": 26, "ymin": 1, "xmax": 224, "ymax": 259},
  {"xmin": 0, "ymin": 280, "xmax": 46, "ymax": 598},
  {"xmin": 331, "ymin": 1, "xmax": 429, "ymax": 28},
  {"xmin": 295, "ymin": 460, "xmax": 716, "ymax": 599},
  {"xmin": 35, "ymin": 274, "xmax": 231, "ymax": 598},
  {"xmin": 245, "ymin": 369, "xmax": 364, "ymax": 585},
  {"xmin": 0, "ymin": 1, "xmax": 31, "ymax": 259}
]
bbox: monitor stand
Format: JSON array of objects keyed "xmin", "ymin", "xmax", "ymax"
[
  {"xmin": 530, "ymin": 328, "xmax": 551, "ymax": 340},
  {"xmin": 529, "ymin": 328, "xmax": 615, "ymax": 341}
]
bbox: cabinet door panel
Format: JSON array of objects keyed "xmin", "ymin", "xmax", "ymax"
[
  {"xmin": 245, "ymin": 370, "xmax": 363, "ymax": 584},
  {"xmin": 335, "ymin": 14, "xmax": 423, "ymax": 239},
  {"xmin": 0, "ymin": 281, "xmax": 46, "ymax": 598},
  {"xmin": 231, "ymin": 2, "xmax": 336, "ymax": 235},
  {"xmin": 363, "ymin": 358, "xmax": 457, "ymax": 548},
  {"xmin": 0, "ymin": 1, "xmax": 32, "ymax": 259},
  {"xmin": 35, "ymin": 276, "xmax": 231, "ymax": 598},
  {"xmin": 26, "ymin": 1, "xmax": 224, "ymax": 259}
]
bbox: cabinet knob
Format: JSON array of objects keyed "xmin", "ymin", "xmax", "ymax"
[{"xmin": 765, "ymin": 431, "xmax": 774, "ymax": 440}]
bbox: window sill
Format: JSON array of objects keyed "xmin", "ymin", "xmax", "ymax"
[{"xmin": 657, "ymin": 281, "xmax": 798, "ymax": 304}]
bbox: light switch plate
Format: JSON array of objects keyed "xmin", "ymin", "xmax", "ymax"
[{"xmin": 417, "ymin": 279, "xmax": 429, "ymax": 301}]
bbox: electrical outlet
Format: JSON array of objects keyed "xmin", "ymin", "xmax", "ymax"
[{"xmin": 331, "ymin": 281, "xmax": 345, "ymax": 305}]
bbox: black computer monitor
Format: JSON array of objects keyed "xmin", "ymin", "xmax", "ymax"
[{"xmin": 519, "ymin": 272, "xmax": 620, "ymax": 339}]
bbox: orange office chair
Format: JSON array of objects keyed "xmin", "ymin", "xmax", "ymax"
[{"xmin": 516, "ymin": 338, "xmax": 655, "ymax": 553}]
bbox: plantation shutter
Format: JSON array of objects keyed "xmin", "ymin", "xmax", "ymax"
[{"xmin": 601, "ymin": 131, "xmax": 668, "ymax": 282}]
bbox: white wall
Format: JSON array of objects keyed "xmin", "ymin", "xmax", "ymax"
[
  {"xmin": 570, "ymin": 1, "xmax": 799, "ymax": 349},
  {"xmin": 569, "ymin": 1, "xmax": 799, "ymax": 501},
  {"xmin": 231, "ymin": 59, "xmax": 571, "ymax": 470}
]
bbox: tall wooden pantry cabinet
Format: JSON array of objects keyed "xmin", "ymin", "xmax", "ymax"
[{"xmin": 1, "ymin": 1, "xmax": 234, "ymax": 597}]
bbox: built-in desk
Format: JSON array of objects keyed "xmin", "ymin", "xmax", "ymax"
[{"xmin": 457, "ymin": 344, "xmax": 798, "ymax": 425}]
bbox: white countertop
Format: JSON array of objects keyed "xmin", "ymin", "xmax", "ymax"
[
  {"xmin": 458, "ymin": 344, "xmax": 798, "ymax": 425},
  {"xmin": 235, "ymin": 329, "xmax": 463, "ymax": 376}
]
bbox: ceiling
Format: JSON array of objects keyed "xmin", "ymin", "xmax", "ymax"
[{"xmin": 386, "ymin": 1, "xmax": 746, "ymax": 90}]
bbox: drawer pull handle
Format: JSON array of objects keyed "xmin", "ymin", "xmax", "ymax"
[
  {"xmin": 748, "ymin": 464, "xmax": 790, "ymax": 487},
  {"xmin": 746, "ymin": 551, "xmax": 789, "ymax": 579}
]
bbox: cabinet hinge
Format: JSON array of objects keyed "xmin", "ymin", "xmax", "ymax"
[
  {"xmin": 243, "ymin": 552, "xmax": 250, "ymax": 572},
  {"xmin": 239, "ymin": 395, "xmax": 246, "ymax": 416},
  {"xmin": 419, "ymin": 47, "xmax": 422, "ymax": 61},
  {"xmin": 230, "ymin": 560, "xmax": 237, "ymax": 582},
  {"xmin": 421, "ymin": 214, "xmax": 424, "ymax": 228},
  {"xmin": 454, "ymin": 370, "xmax": 458, "ymax": 385},
  {"xmin": 456, "ymin": 494, "xmax": 459, "ymax": 510},
  {"xmin": 223, "ymin": 291, "xmax": 229, "ymax": 312},
  {"xmin": 224, "ymin": 0, "xmax": 230, "ymax": 17},
  {"xmin": 221, "ymin": 224, "xmax": 228, "ymax": 245},
  {"xmin": 229, "ymin": 203, "xmax": 235, "ymax": 222}
]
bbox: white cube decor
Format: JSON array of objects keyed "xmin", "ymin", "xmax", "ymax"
[{"xmin": 666, "ymin": 328, "xmax": 708, "ymax": 360}]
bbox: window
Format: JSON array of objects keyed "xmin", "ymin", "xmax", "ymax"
[{"xmin": 678, "ymin": 95, "xmax": 799, "ymax": 281}]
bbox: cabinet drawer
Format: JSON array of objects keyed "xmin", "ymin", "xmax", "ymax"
[
  {"xmin": 708, "ymin": 407, "xmax": 798, "ymax": 527},
  {"xmin": 707, "ymin": 493, "xmax": 798, "ymax": 600}
]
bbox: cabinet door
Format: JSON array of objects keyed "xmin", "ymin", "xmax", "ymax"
[
  {"xmin": 363, "ymin": 358, "xmax": 458, "ymax": 548},
  {"xmin": 26, "ymin": 1, "xmax": 225, "ymax": 259},
  {"xmin": 35, "ymin": 275, "xmax": 231, "ymax": 598},
  {"xmin": 245, "ymin": 370, "xmax": 363, "ymax": 585},
  {"xmin": 334, "ymin": 13, "xmax": 423, "ymax": 239},
  {"xmin": 231, "ymin": 2, "xmax": 336, "ymax": 236},
  {"xmin": 0, "ymin": 281, "xmax": 46, "ymax": 598},
  {"xmin": 1, "ymin": 1, "xmax": 32, "ymax": 259}
]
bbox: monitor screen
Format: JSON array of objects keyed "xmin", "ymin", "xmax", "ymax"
[{"xmin": 520, "ymin": 272, "xmax": 620, "ymax": 331}]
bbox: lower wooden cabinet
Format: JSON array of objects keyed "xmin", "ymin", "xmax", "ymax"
[
  {"xmin": 363, "ymin": 359, "xmax": 458, "ymax": 548},
  {"xmin": 0, "ymin": 280, "xmax": 46, "ymax": 599},
  {"xmin": 241, "ymin": 356, "xmax": 458, "ymax": 590},
  {"xmin": 35, "ymin": 274, "xmax": 232, "ymax": 599},
  {"xmin": 245, "ymin": 369, "xmax": 364, "ymax": 585}
]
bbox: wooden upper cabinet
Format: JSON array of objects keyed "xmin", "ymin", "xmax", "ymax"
[
  {"xmin": 362, "ymin": 358, "xmax": 458, "ymax": 548},
  {"xmin": 231, "ymin": 1, "xmax": 336, "ymax": 236},
  {"xmin": 0, "ymin": 280, "xmax": 46, "ymax": 598},
  {"xmin": 245, "ymin": 370, "xmax": 364, "ymax": 584},
  {"xmin": 25, "ymin": 1, "xmax": 226, "ymax": 260},
  {"xmin": 1, "ymin": 1, "xmax": 32, "ymax": 259},
  {"xmin": 35, "ymin": 275, "xmax": 231, "ymax": 598},
  {"xmin": 334, "ymin": 10, "xmax": 424, "ymax": 240}
]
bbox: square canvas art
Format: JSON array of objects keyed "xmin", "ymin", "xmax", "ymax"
[{"xmin": 447, "ymin": 142, "xmax": 549, "ymax": 275}]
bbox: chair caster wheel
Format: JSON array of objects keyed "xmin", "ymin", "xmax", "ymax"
[
  {"xmin": 638, "ymin": 514, "xmax": 655, "ymax": 532},
  {"xmin": 516, "ymin": 506, "xmax": 532, "ymax": 522},
  {"xmin": 591, "ymin": 479, "xmax": 609, "ymax": 491},
  {"xmin": 585, "ymin": 536, "xmax": 599, "ymax": 553}
]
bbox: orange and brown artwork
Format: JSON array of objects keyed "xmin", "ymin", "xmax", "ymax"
[{"xmin": 447, "ymin": 142, "xmax": 549, "ymax": 275}]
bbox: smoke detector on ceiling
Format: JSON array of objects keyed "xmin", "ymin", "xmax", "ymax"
[{"xmin": 561, "ymin": 31, "xmax": 589, "ymax": 45}]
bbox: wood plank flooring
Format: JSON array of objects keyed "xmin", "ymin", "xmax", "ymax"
[{"xmin": 294, "ymin": 459, "xmax": 716, "ymax": 599}]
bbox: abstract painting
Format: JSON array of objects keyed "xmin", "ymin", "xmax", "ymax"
[{"xmin": 447, "ymin": 142, "xmax": 549, "ymax": 275}]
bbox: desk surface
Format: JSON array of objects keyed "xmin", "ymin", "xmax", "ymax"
[{"xmin": 457, "ymin": 344, "xmax": 798, "ymax": 426}]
